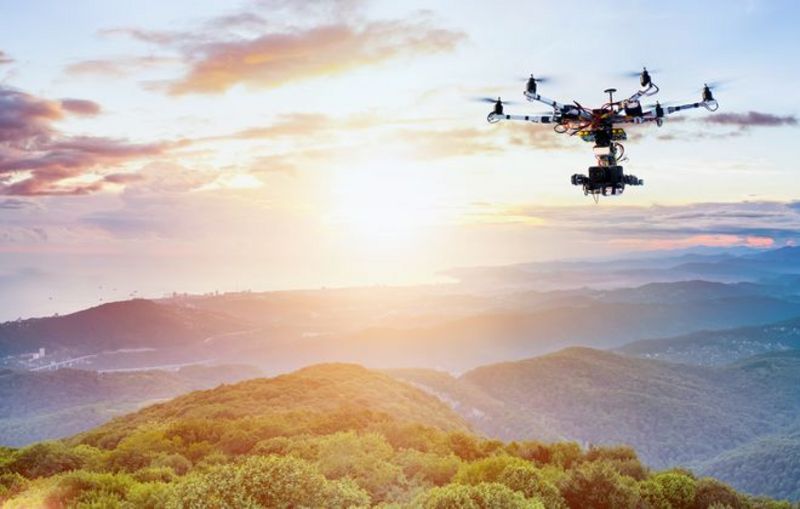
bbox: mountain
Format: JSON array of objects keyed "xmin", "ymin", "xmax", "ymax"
[
  {"xmin": 85, "ymin": 363, "xmax": 470, "ymax": 438},
  {"xmin": 445, "ymin": 246, "xmax": 800, "ymax": 293},
  {"xmin": 595, "ymin": 280, "xmax": 780, "ymax": 304},
  {"xmin": 696, "ymin": 424, "xmax": 800, "ymax": 500},
  {"xmin": 389, "ymin": 348, "xmax": 800, "ymax": 500},
  {"xmin": 0, "ymin": 364, "xmax": 263, "ymax": 446},
  {"xmin": 0, "ymin": 299, "xmax": 243, "ymax": 357},
  {"xmin": 301, "ymin": 295, "xmax": 800, "ymax": 372},
  {"xmin": 619, "ymin": 316, "xmax": 800, "ymax": 365},
  {"xmin": 0, "ymin": 363, "xmax": 786, "ymax": 508},
  {"xmin": 5, "ymin": 279, "xmax": 800, "ymax": 375}
]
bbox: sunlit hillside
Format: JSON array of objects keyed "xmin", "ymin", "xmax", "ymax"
[{"xmin": 1, "ymin": 364, "xmax": 791, "ymax": 508}]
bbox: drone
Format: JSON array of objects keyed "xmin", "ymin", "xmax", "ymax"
[{"xmin": 481, "ymin": 67, "xmax": 719, "ymax": 200}]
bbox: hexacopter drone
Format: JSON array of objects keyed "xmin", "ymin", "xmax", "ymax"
[{"xmin": 482, "ymin": 68, "xmax": 719, "ymax": 200}]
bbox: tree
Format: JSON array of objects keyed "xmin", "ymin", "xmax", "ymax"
[
  {"xmin": 499, "ymin": 463, "xmax": 567, "ymax": 509},
  {"xmin": 169, "ymin": 455, "xmax": 369, "ymax": 509},
  {"xmin": 638, "ymin": 478, "xmax": 670, "ymax": 509},
  {"xmin": 448, "ymin": 432, "xmax": 486, "ymax": 462},
  {"xmin": 414, "ymin": 482, "xmax": 544, "ymax": 509},
  {"xmin": 311, "ymin": 431, "xmax": 404, "ymax": 503},
  {"xmin": 45, "ymin": 470, "xmax": 135, "ymax": 508},
  {"xmin": 692, "ymin": 478, "xmax": 745, "ymax": 509},
  {"xmin": 651, "ymin": 472, "xmax": 697, "ymax": 509},
  {"xmin": 7, "ymin": 441, "xmax": 86, "ymax": 478},
  {"xmin": 559, "ymin": 460, "xmax": 639, "ymax": 509},
  {"xmin": 0, "ymin": 473, "xmax": 27, "ymax": 502},
  {"xmin": 396, "ymin": 449, "xmax": 461, "ymax": 486},
  {"xmin": 455, "ymin": 455, "xmax": 531, "ymax": 485}
]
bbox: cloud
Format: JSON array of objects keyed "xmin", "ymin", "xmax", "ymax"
[
  {"xmin": 394, "ymin": 127, "xmax": 502, "ymax": 159},
  {"xmin": 60, "ymin": 99, "xmax": 102, "ymax": 116},
  {"xmin": 219, "ymin": 113, "xmax": 338, "ymax": 141},
  {"xmin": 205, "ymin": 12, "xmax": 269, "ymax": 31},
  {"xmin": 496, "ymin": 201, "xmax": 800, "ymax": 249},
  {"xmin": 703, "ymin": 111, "xmax": 797, "ymax": 128},
  {"xmin": 0, "ymin": 198, "xmax": 37, "ymax": 210},
  {"xmin": 0, "ymin": 226, "xmax": 48, "ymax": 244},
  {"xmin": 96, "ymin": 4, "xmax": 464, "ymax": 95},
  {"xmin": 167, "ymin": 19, "xmax": 464, "ymax": 94},
  {"xmin": 99, "ymin": 27, "xmax": 183, "ymax": 46},
  {"xmin": 0, "ymin": 86, "xmax": 63, "ymax": 143},
  {"xmin": 0, "ymin": 86, "xmax": 170, "ymax": 196},
  {"xmin": 64, "ymin": 56, "xmax": 176, "ymax": 78},
  {"xmin": 505, "ymin": 125, "xmax": 573, "ymax": 151},
  {"xmin": 627, "ymin": 111, "xmax": 797, "ymax": 143},
  {"xmin": 102, "ymin": 172, "xmax": 145, "ymax": 185},
  {"xmin": 0, "ymin": 51, "xmax": 12, "ymax": 65}
]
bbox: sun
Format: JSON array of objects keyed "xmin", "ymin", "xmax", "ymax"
[{"xmin": 326, "ymin": 159, "xmax": 445, "ymax": 251}]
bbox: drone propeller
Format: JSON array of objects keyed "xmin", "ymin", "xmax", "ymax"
[
  {"xmin": 471, "ymin": 96, "xmax": 519, "ymax": 105},
  {"xmin": 619, "ymin": 66, "xmax": 661, "ymax": 78},
  {"xmin": 702, "ymin": 79, "xmax": 732, "ymax": 91},
  {"xmin": 519, "ymin": 74, "xmax": 556, "ymax": 83}
]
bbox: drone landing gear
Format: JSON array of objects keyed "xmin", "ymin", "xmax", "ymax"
[{"xmin": 571, "ymin": 166, "xmax": 643, "ymax": 202}]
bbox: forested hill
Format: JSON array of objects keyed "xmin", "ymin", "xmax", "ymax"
[
  {"xmin": 83, "ymin": 363, "xmax": 471, "ymax": 437},
  {"xmin": 1, "ymin": 363, "xmax": 790, "ymax": 508},
  {"xmin": 390, "ymin": 347, "xmax": 800, "ymax": 500}
]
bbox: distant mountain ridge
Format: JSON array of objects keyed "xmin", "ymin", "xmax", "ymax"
[
  {"xmin": 0, "ymin": 299, "xmax": 242, "ymax": 356},
  {"xmin": 4, "ymin": 279, "xmax": 800, "ymax": 373},
  {"xmin": 619, "ymin": 315, "xmax": 800, "ymax": 365}
]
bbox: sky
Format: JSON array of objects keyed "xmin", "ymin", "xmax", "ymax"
[{"xmin": 0, "ymin": 0, "xmax": 799, "ymax": 319}]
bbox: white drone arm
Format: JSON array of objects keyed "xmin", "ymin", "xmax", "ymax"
[
  {"xmin": 523, "ymin": 91, "xmax": 572, "ymax": 112},
  {"xmin": 625, "ymin": 83, "xmax": 660, "ymax": 104},
  {"xmin": 618, "ymin": 97, "xmax": 719, "ymax": 125},
  {"xmin": 487, "ymin": 112, "xmax": 560, "ymax": 124},
  {"xmin": 665, "ymin": 100, "xmax": 718, "ymax": 115}
]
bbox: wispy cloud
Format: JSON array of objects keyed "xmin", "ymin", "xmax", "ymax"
[
  {"xmin": 169, "ymin": 19, "xmax": 463, "ymax": 94},
  {"xmin": 59, "ymin": 99, "xmax": 102, "ymax": 116},
  {"xmin": 0, "ymin": 51, "xmax": 13, "ymax": 65},
  {"xmin": 702, "ymin": 111, "xmax": 797, "ymax": 128},
  {"xmin": 64, "ymin": 56, "xmax": 176, "ymax": 78},
  {"xmin": 91, "ymin": 4, "xmax": 464, "ymax": 94},
  {"xmin": 0, "ymin": 198, "xmax": 37, "ymax": 210},
  {"xmin": 0, "ymin": 86, "xmax": 170, "ymax": 196},
  {"xmin": 493, "ymin": 201, "xmax": 800, "ymax": 249}
]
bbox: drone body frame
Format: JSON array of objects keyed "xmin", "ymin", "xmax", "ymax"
[{"xmin": 485, "ymin": 68, "xmax": 719, "ymax": 200}]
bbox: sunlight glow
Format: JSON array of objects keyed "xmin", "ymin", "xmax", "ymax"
[{"xmin": 326, "ymin": 159, "xmax": 446, "ymax": 250}]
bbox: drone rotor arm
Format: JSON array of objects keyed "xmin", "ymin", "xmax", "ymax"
[
  {"xmin": 625, "ymin": 82, "xmax": 660, "ymax": 104},
  {"xmin": 524, "ymin": 91, "xmax": 573, "ymax": 111},
  {"xmin": 487, "ymin": 112, "xmax": 561, "ymax": 124},
  {"xmin": 665, "ymin": 99, "xmax": 719, "ymax": 115}
]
